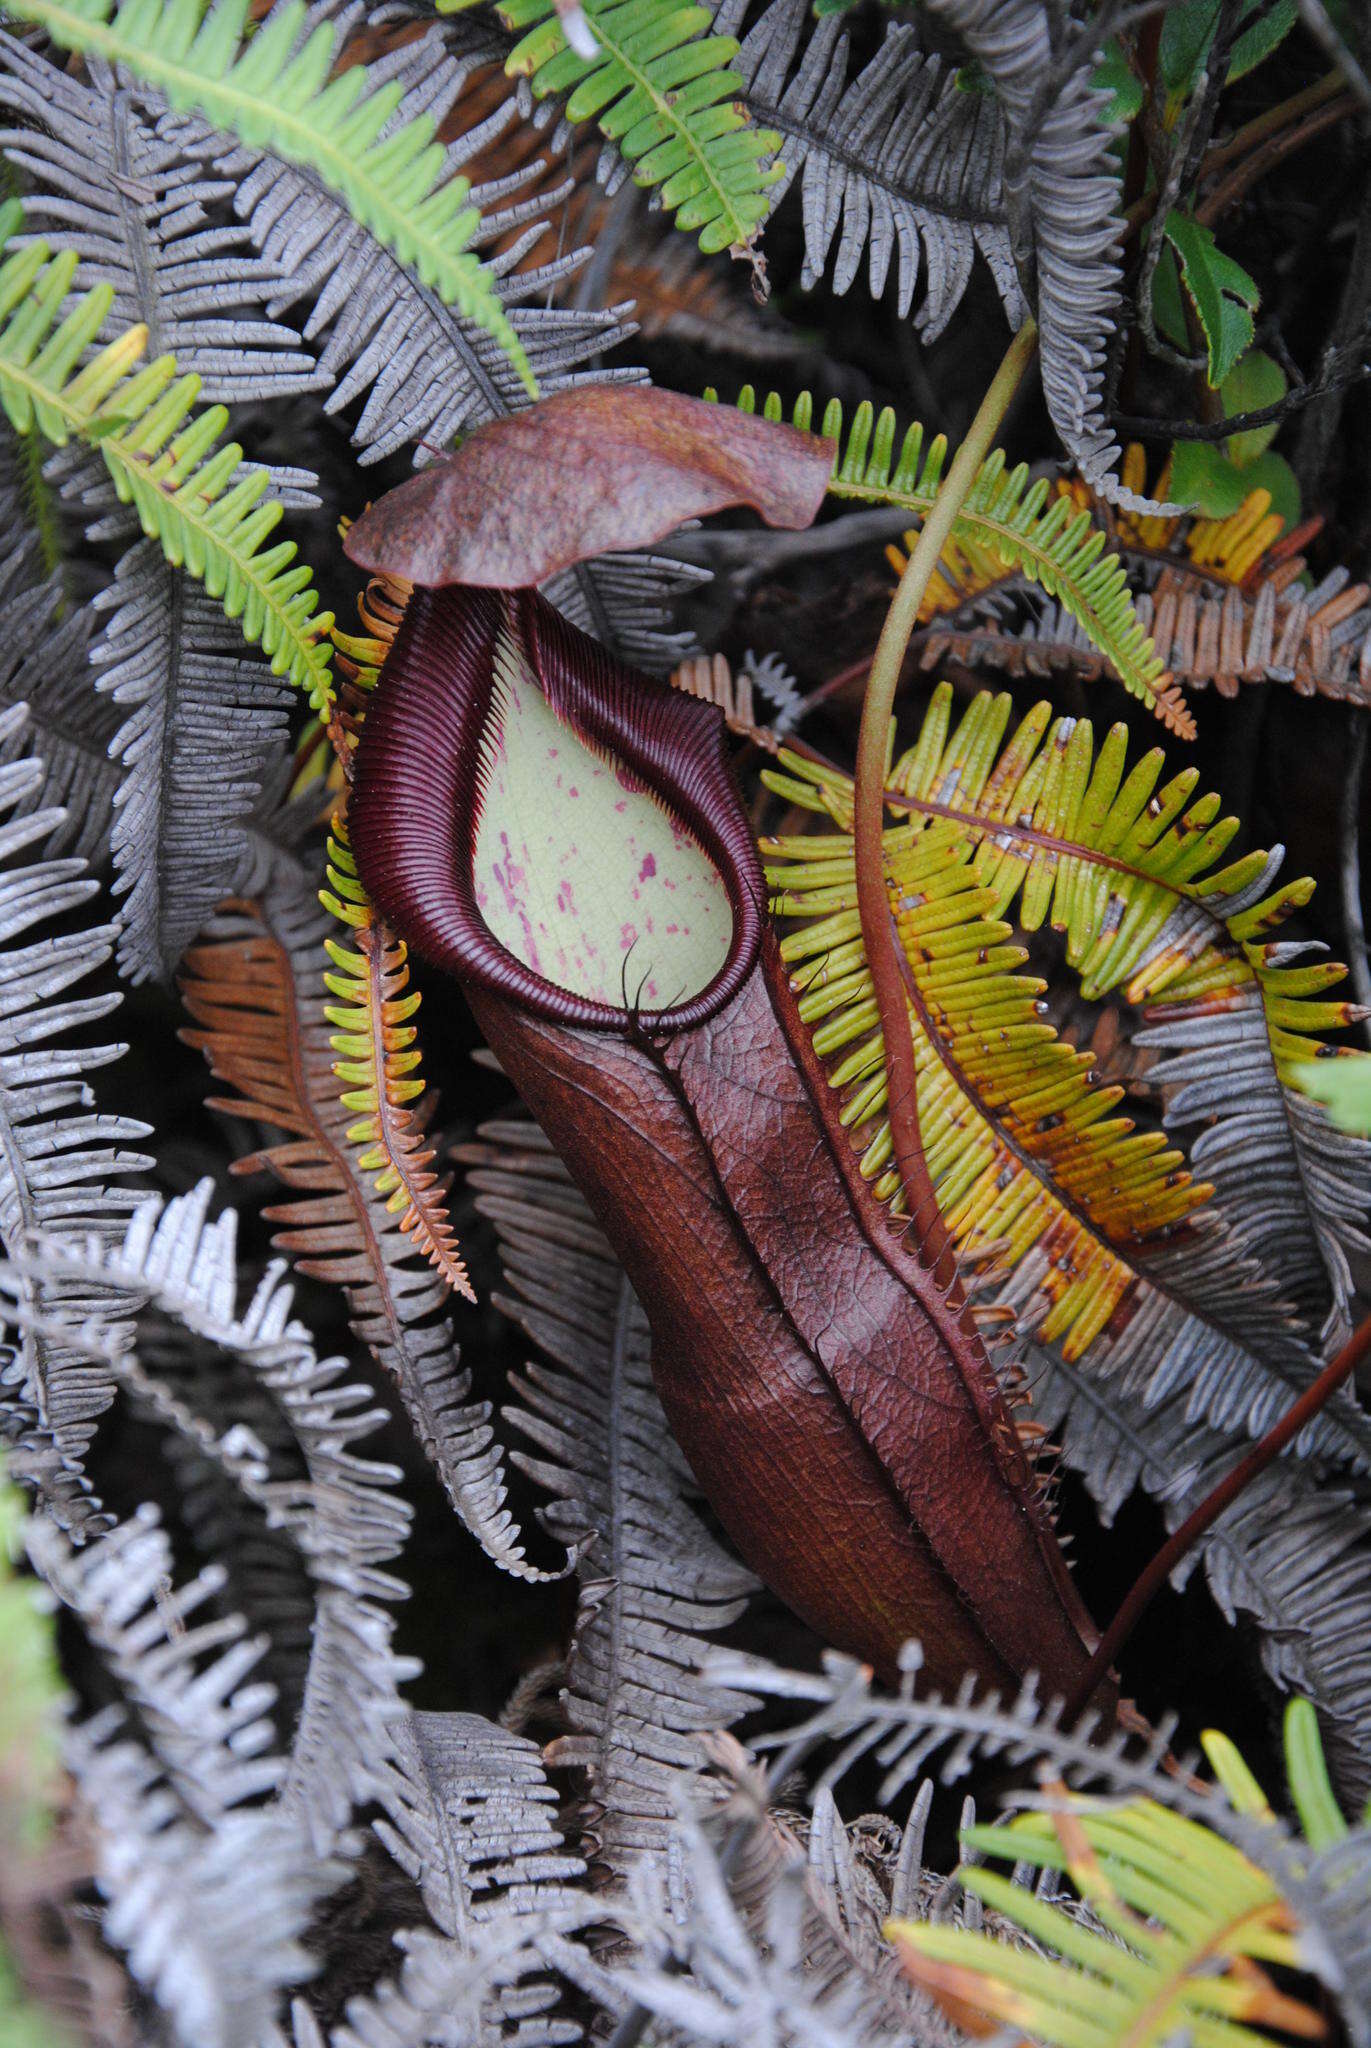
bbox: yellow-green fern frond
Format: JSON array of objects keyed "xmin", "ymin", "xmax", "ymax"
[
  {"xmin": 889, "ymin": 1790, "xmax": 1323, "ymax": 2048},
  {"xmin": 891, "ymin": 1695, "xmax": 1362, "ymax": 2048},
  {"xmin": 764, "ymin": 684, "xmax": 1371, "ymax": 1387},
  {"xmin": 321, "ymin": 818, "xmax": 474, "ymax": 1303},
  {"xmin": 3, "ymin": 0, "xmax": 533, "ymax": 393},
  {"xmin": 481, "ymin": 0, "xmax": 781, "ymax": 258},
  {"xmin": 724, "ymin": 386, "xmax": 1192, "ymax": 736},
  {"xmin": 0, "ymin": 234, "xmax": 334, "ymax": 710}
]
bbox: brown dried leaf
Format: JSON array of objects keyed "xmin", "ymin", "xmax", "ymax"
[{"xmin": 343, "ymin": 386, "xmax": 835, "ymax": 590}]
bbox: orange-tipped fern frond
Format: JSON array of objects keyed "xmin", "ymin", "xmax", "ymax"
[
  {"xmin": 321, "ymin": 817, "xmax": 473, "ymax": 1302},
  {"xmin": 764, "ymin": 684, "xmax": 1371, "ymax": 1463},
  {"xmin": 723, "ymin": 387, "xmax": 1194, "ymax": 737},
  {"xmin": 890, "ymin": 1786, "xmax": 1325, "ymax": 2048},
  {"xmin": 179, "ymin": 882, "xmax": 563, "ymax": 1580},
  {"xmin": 894, "ymin": 444, "xmax": 1371, "ymax": 708}
]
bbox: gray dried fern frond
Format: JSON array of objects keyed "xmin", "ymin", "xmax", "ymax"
[
  {"xmin": 29, "ymin": 1503, "xmax": 337, "ymax": 2048},
  {"xmin": 0, "ymin": 519, "xmax": 118, "ymax": 863},
  {"xmin": 0, "ymin": 714, "xmax": 151, "ymax": 1491},
  {"xmin": 915, "ymin": 0, "xmax": 1155, "ymax": 512},
  {"xmin": 94, "ymin": 541, "xmax": 295, "ymax": 985},
  {"xmin": 359, "ymin": 1709, "xmax": 588, "ymax": 2048},
  {"xmin": 3, "ymin": 1183, "xmax": 417, "ymax": 1858},
  {"xmin": 1031, "ymin": 1347, "xmax": 1371, "ymax": 1807},
  {"xmin": 458, "ymin": 1113, "xmax": 759, "ymax": 1881},
  {"xmin": 0, "ymin": 33, "xmax": 324, "ymax": 405},
  {"xmin": 718, "ymin": 0, "xmax": 1019, "ymax": 338},
  {"xmin": 610, "ymin": 1790, "xmax": 922, "ymax": 2048}
]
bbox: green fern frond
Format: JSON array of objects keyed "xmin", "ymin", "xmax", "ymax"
[
  {"xmin": 763, "ymin": 683, "xmax": 1369, "ymax": 1363},
  {"xmin": 0, "ymin": 235, "xmax": 334, "ymax": 711},
  {"xmin": 481, "ymin": 0, "xmax": 781, "ymax": 258},
  {"xmin": 726, "ymin": 386, "xmax": 1190, "ymax": 735},
  {"xmin": 1, "ymin": 0, "xmax": 533, "ymax": 395},
  {"xmin": 320, "ymin": 816, "xmax": 474, "ymax": 1303}
]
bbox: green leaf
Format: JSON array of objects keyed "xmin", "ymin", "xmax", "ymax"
[
  {"xmin": 1164, "ymin": 211, "xmax": 1259, "ymax": 386},
  {"xmin": 1162, "ymin": 0, "xmax": 1298, "ymax": 93},
  {"xmin": 1283, "ymin": 1699, "xmax": 1349, "ymax": 1849},
  {"xmin": 1221, "ymin": 347, "xmax": 1287, "ymax": 463},
  {"xmin": 1162, "ymin": 0, "xmax": 1223, "ymax": 93},
  {"xmin": 480, "ymin": 0, "xmax": 782, "ymax": 256},
  {"xmin": 1229, "ymin": 0, "xmax": 1298, "ymax": 81},
  {"xmin": 1168, "ymin": 439, "xmax": 1301, "ymax": 526},
  {"xmin": 1094, "ymin": 39, "xmax": 1143, "ymax": 125},
  {"xmin": 0, "ymin": 0, "xmax": 534, "ymax": 395},
  {"xmin": 1291, "ymin": 1053, "xmax": 1371, "ymax": 1135}
]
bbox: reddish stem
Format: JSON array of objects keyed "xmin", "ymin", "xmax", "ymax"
[{"xmin": 1066, "ymin": 1309, "xmax": 1371, "ymax": 1721}]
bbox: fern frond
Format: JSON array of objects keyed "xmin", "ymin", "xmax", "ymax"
[
  {"xmin": 1, "ymin": 0, "xmax": 533, "ymax": 393},
  {"xmin": 0, "ymin": 713, "xmax": 151, "ymax": 1502},
  {"xmin": 487, "ymin": 0, "xmax": 781, "ymax": 259},
  {"xmin": 28, "ymin": 1503, "xmax": 335, "ymax": 2045},
  {"xmin": 764, "ymin": 684, "xmax": 1371, "ymax": 1462},
  {"xmin": 0, "ymin": 519, "xmax": 117, "ymax": 863},
  {"xmin": 456, "ymin": 1110, "xmax": 760, "ymax": 1881},
  {"xmin": 910, "ymin": 448, "xmax": 1371, "ymax": 710},
  {"xmin": 719, "ymin": 0, "xmax": 1018, "ymax": 337},
  {"xmin": 95, "ymin": 539, "xmax": 294, "ymax": 984},
  {"xmin": 0, "ymin": 32, "xmax": 323, "ymax": 405},
  {"xmin": 221, "ymin": 20, "xmax": 606, "ymax": 449},
  {"xmin": 889, "ymin": 1792, "xmax": 1323, "ymax": 2048},
  {"xmin": 1032, "ymin": 1350, "xmax": 1371, "ymax": 1807},
  {"xmin": 4, "ymin": 1181, "xmax": 417, "ymax": 1852},
  {"xmin": 727, "ymin": 387, "xmax": 1187, "ymax": 733},
  {"xmin": 179, "ymin": 874, "xmax": 563, "ymax": 1582},
  {"xmin": 361, "ymin": 1707, "xmax": 592, "ymax": 2048},
  {"xmin": 668, "ymin": 648, "xmax": 801, "ymax": 749},
  {"xmin": 917, "ymin": 0, "xmax": 1152, "ymax": 515},
  {"xmin": 0, "ymin": 235, "xmax": 335, "ymax": 711},
  {"xmin": 321, "ymin": 817, "xmax": 474, "ymax": 1304}
]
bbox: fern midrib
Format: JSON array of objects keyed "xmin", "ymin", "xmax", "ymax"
[
  {"xmin": 884, "ymin": 885, "xmax": 1172, "ymax": 1267},
  {"xmin": 573, "ymin": 10, "xmax": 759, "ymax": 249},
  {"xmin": 359, "ymin": 923, "xmax": 453, "ymax": 1280},
  {"xmin": 266, "ymin": 922, "xmax": 415, "ymax": 1367},
  {"xmin": 745, "ymin": 93, "xmax": 1006, "ymax": 231},
  {"xmin": 110, "ymin": 81, "xmax": 164, "ymax": 359},
  {"xmin": 828, "ymin": 474, "xmax": 1148, "ymax": 687},
  {"xmin": 13, "ymin": 0, "xmax": 476, "ymax": 307},
  {"xmin": 0, "ymin": 350, "xmax": 327, "ymax": 698},
  {"xmin": 1113, "ymin": 1896, "xmax": 1292, "ymax": 2048}
]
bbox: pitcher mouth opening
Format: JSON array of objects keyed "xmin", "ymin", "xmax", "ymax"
[{"xmin": 348, "ymin": 584, "xmax": 765, "ymax": 1033}]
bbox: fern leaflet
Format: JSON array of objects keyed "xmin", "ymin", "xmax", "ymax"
[
  {"xmin": 725, "ymin": 386, "xmax": 1190, "ymax": 734},
  {"xmin": 481, "ymin": 0, "xmax": 781, "ymax": 258},
  {"xmin": 765, "ymin": 684, "xmax": 1371, "ymax": 1460},
  {"xmin": 0, "ymin": 0, "xmax": 533, "ymax": 394},
  {"xmin": 890, "ymin": 1788, "xmax": 1325, "ymax": 2046}
]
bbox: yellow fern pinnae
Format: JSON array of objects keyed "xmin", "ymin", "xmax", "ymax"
[
  {"xmin": 890, "ymin": 1789, "xmax": 1324, "ymax": 2048},
  {"xmin": 320, "ymin": 819, "xmax": 474, "ymax": 1304},
  {"xmin": 764, "ymin": 681, "xmax": 1370, "ymax": 1364}
]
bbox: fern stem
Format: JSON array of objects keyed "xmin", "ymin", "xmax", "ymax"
[
  {"xmin": 1065, "ymin": 1306, "xmax": 1371, "ymax": 1721},
  {"xmin": 851, "ymin": 317, "xmax": 1038, "ymax": 1269}
]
